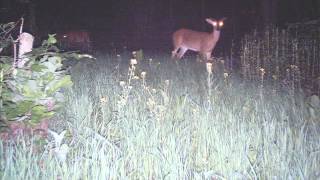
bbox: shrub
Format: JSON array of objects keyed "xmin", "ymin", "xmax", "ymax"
[{"xmin": 0, "ymin": 22, "xmax": 90, "ymax": 134}]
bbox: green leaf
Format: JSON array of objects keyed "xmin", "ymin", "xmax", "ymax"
[
  {"xmin": 4, "ymin": 100, "xmax": 34, "ymax": 119},
  {"xmin": 30, "ymin": 105, "xmax": 54, "ymax": 124},
  {"xmin": 0, "ymin": 63, "xmax": 12, "ymax": 76},
  {"xmin": 47, "ymin": 34, "xmax": 57, "ymax": 45},
  {"xmin": 22, "ymin": 81, "xmax": 44, "ymax": 99},
  {"xmin": 17, "ymin": 101, "xmax": 34, "ymax": 114},
  {"xmin": 41, "ymin": 72, "xmax": 55, "ymax": 83},
  {"xmin": 16, "ymin": 69, "xmax": 32, "ymax": 79},
  {"xmin": 46, "ymin": 75, "xmax": 73, "ymax": 95},
  {"xmin": 48, "ymin": 56, "xmax": 62, "ymax": 65},
  {"xmin": 41, "ymin": 60, "xmax": 57, "ymax": 72},
  {"xmin": 47, "ymin": 56, "xmax": 63, "ymax": 70},
  {"xmin": 31, "ymin": 63, "xmax": 47, "ymax": 72},
  {"xmin": 1, "ymin": 87, "xmax": 12, "ymax": 100}
]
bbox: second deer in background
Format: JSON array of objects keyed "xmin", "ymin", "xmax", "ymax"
[
  {"xmin": 172, "ymin": 17, "xmax": 226, "ymax": 61},
  {"xmin": 57, "ymin": 30, "xmax": 92, "ymax": 52}
]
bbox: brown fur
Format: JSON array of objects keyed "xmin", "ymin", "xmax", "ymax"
[{"xmin": 172, "ymin": 18, "xmax": 226, "ymax": 61}]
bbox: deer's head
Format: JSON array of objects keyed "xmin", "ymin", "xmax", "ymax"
[{"xmin": 205, "ymin": 17, "xmax": 226, "ymax": 31}]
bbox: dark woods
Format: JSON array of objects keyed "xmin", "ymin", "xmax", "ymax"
[{"xmin": 1, "ymin": 0, "xmax": 319, "ymax": 52}]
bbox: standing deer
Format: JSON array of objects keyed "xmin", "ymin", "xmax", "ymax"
[{"xmin": 172, "ymin": 17, "xmax": 226, "ymax": 61}]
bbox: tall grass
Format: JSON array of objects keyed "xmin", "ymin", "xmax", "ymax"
[
  {"xmin": 240, "ymin": 24, "xmax": 320, "ymax": 95},
  {"xmin": 1, "ymin": 53, "xmax": 319, "ymax": 179}
]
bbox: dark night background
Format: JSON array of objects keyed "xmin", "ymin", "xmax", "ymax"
[{"xmin": 1, "ymin": 0, "xmax": 320, "ymax": 54}]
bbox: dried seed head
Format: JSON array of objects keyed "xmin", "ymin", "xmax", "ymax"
[
  {"xmin": 100, "ymin": 96, "xmax": 108, "ymax": 104},
  {"xmin": 119, "ymin": 81, "xmax": 126, "ymax": 87},
  {"xmin": 141, "ymin": 71, "xmax": 146, "ymax": 79},
  {"xmin": 130, "ymin": 58, "xmax": 138, "ymax": 65},
  {"xmin": 223, "ymin": 72, "xmax": 229, "ymax": 78},
  {"xmin": 272, "ymin": 75, "xmax": 278, "ymax": 80},
  {"xmin": 290, "ymin": 64, "xmax": 298, "ymax": 69},
  {"xmin": 147, "ymin": 98, "xmax": 156, "ymax": 108},
  {"xmin": 259, "ymin": 68, "xmax": 265, "ymax": 75},
  {"xmin": 152, "ymin": 88, "xmax": 157, "ymax": 93}
]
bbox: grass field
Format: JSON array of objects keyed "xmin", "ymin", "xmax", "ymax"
[{"xmin": 1, "ymin": 52, "xmax": 320, "ymax": 179}]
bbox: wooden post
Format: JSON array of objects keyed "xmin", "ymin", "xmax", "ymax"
[{"xmin": 17, "ymin": 32, "xmax": 34, "ymax": 68}]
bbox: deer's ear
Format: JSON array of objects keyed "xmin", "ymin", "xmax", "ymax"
[{"xmin": 206, "ymin": 18, "xmax": 216, "ymax": 24}]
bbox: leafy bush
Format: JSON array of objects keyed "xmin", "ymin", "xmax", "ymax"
[{"xmin": 0, "ymin": 23, "xmax": 89, "ymax": 132}]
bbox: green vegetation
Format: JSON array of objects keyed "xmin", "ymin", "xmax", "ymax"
[
  {"xmin": 1, "ymin": 52, "xmax": 320, "ymax": 179},
  {"xmin": 1, "ymin": 28, "xmax": 88, "ymax": 129},
  {"xmin": 240, "ymin": 25, "xmax": 320, "ymax": 94}
]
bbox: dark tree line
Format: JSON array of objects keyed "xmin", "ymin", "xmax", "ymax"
[
  {"xmin": 1, "ymin": 0, "xmax": 319, "ymax": 50},
  {"xmin": 0, "ymin": 0, "xmax": 37, "ymax": 34}
]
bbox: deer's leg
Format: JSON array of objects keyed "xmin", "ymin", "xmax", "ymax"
[
  {"xmin": 171, "ymin": 47, "xmax": 179, "ymax": 59},
  {"xmin": 204, "ymin": 52, "xmax": 213, "ymax": 62},
  {"xmin": 177, "ymin": 47, "xmax": 187, "ymax": 59}
]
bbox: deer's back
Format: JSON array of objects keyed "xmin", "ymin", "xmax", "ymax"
[{"xmin": 173, "ymin": 29, "xmax": 213, "ymax": 51}]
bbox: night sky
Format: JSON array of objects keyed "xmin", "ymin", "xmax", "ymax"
[{"xmin": 1, "ymin": 0, "xmax": 319, "ymax": 52}]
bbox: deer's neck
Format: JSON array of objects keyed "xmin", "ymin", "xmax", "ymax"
[{"xmin": 210, "ymin": 29, "xmax": 221, "ymax": 43}]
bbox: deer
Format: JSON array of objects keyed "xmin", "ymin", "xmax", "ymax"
[
  {"xmin": 171, "ymin": 17, "xmax": 226, "ymax": 61},
  {"xmin": 58, "ymin": 30, "xmax": 92, "ymax": 52}
]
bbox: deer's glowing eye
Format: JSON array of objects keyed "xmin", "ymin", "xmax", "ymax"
[
  {"xmin": 63, "ymin": 35, "xmax": 67, "ymax": 38},
  {"xmin": 213, "ymin": 22, "xmax": 217, "ymax": 26},
  {"xmin": 219, "ymin": 21, "xmax": 224, "ymax": 26}
]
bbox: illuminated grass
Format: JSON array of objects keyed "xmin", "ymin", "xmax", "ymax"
[{"xmin": 1, "ymin": 54, "xmax": 320, "ymax": 179}]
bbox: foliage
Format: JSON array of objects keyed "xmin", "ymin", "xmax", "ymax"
[
  {"xmin": 1, "ymin": 53, "xmax": 319, "ymax": 179},
  {"xmin": 240, "ymin": 23, "xmax": 320, "ymax": 94},
  {"xmin": 0, "ymin": 23, "xmax": 89, "ymax": 130}
]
